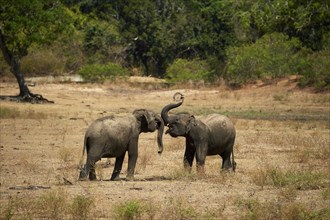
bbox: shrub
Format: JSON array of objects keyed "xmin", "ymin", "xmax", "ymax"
[
  {"xmin": 225, "ymin": 33, "xmax": 304, "ymax": 86},
  {"xmin": 298, "ymin": 49, "xmax": 330, "ymax": 91},
  {"xmin": 113, "ymin": 199, "xmax": 146, "ymax": 219},
  {"xmin": 165, "ymin": 58, "xmax": 213, "ymax": 84},
  {"xmin": 78, "ymin": 62, "xmax": 129, "ymax": 82},
  {"xmin": 70, "ymin": 195, "xmax": 94, "ymax": 220},
  {"xmin": 21, "ymin": 47, "xmax": 66, "ymax": 76}
]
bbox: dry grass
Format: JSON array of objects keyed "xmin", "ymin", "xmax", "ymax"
[{"xmin": 0, "ymin": 82, "xmax": 329, "ymax": 219}]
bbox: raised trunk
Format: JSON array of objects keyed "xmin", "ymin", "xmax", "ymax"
[
  {"xmin": 155, "ymin": 115, "xmax": 164, "ymax": 154},
  {"xmin": 161, "ymin": 92, "xmax": 184, "ymax": 125}
]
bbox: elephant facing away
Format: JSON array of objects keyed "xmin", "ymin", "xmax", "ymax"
[
  {"xmin": 79, "ymin": 109, "xmax": 164, "ymax": 181},
  {"xmin": 161, "ymin": 93, "xmax": 236, "ymax": 174}
]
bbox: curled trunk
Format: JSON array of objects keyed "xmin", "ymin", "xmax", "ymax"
[{"xmin": 161, "ymin": 92, "xmax": 184, "ymax": 125}]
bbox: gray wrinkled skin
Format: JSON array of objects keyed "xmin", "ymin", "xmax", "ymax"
[
  {"xmin": 161, "ymin": 93, "xmax": 236, "ymax": 174},
  {"xmin": 79, "ymin": 109, "xmax": 164, "ymax": 181}
]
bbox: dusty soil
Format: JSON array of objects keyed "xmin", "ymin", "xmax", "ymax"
[{"xmin": 0, "ymin": 79, "xmax": 329, "ymax": 219}]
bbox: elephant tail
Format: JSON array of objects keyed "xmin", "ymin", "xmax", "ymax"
[
  {"xmin": 79, "ymin": 135, "xmax": 88, "ymax": 169},
  {"xmin": 232, "ymin": 150, "xmax": 237, "ymax": 172}
]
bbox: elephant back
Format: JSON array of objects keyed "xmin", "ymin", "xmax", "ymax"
[{"xmin": 201, "ymin": 114, "xmax": 235, "ymax": 138}]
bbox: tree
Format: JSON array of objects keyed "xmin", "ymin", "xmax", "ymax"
[{"xmin": 0, "ymin": 0, "xmax": 71, "ymax": 103}]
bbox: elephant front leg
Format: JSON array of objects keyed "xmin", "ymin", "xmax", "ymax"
[
  {"xmin": 111, "ymin": 154, "xmax": 125, "ymax": 181},
  {"xmin": 126, "ymin": 153, "xmax": 138, "ymax": 181},
  {"xmin": 126, "ymin": 140, "xmax": 139, "ymax": 181},
  {"xmin": 196, "ymin": 144, "xmax": 207, "ymax": 176},
  {"xmin": 183, "ymin": 139, "xmax": 195, "ymax": 172}
]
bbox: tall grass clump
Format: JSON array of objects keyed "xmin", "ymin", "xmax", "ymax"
[
  {"xmin": 163, "ymin": 197, "xmax": 199, "ymax": 220},
  {"xmin": 70, "ymin": 195, "xmax": 94, "ymax": 220},
  {"xmin": 236, "ymin": 198, "xmax": 330, "ymax": 220},
  {"xmin": 113, "ymin": 199, "xmax": 146, "ymax": 220},
  {"xmin": 251, "ymin": 166, "xmax": 328, "ymax": 190},
  {"xmin": 165, "ymin": 58, "xmax": 213, "ymax": 84},
  {"xmin": 37, "ymin": 190, "xmax": 67, "ymax": 220},
  {"xmin": 78, "ymin": 62, "xmax": 129, "ymax": 82}
]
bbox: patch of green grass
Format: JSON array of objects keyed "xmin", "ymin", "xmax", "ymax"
[
  {"xmin": 236, "ymin": 198, "xmax": 330, "ymax": 220},
  {"xmin": 0, "ymin": 191, "xmax": 95, "ymax": 219},
  {"xmin": 0, "ymin": 107, "xmax": 20, "ymax": 118},
  {"xmin": 168, "ymin": 168, "xmax": 198, "ymax": 181},
  {"xmin": 164, "ymin": 197, "xmax": 200, "ymax": 220},
  {"xmin": 113, "ymin": 199, "xmax": 146, "ymax": 220},
  {"xmin": 0, "ymin": 107, "xmax": 48, "ymax": 119},
  {"xmin": 268, "ymin": 168, "xmax": 327, "ymax": 190},
  {"xmin": 251, "ymin": 165, "xmax": 328, "ymax": 190}
]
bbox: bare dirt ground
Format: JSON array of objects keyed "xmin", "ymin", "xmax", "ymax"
[{"xmin": 0, "ymin": 79, "xmax": 329, "ymax": 219}]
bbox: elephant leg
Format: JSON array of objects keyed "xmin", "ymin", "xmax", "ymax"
[
  {"xmin": 195, "ymin": 144, "xmax": 207, "ymax": 175},
  {"xmin": 183, "ymin": 139, "xmax": 195, "ymax": 172},
  {"xmin": 78, "ymin": 164, "xmax": 88, "ymax": 180},
  {"xmin": 220, "ymin": 144, "xmax": 234, "ymax": 171},
  {"xmin": 126, "ymin": 139, "xmax": 139, "ymax": 180},
  {"xmin": 80, "ymin": 156, "xmax": 98, "ymax": 181},
  {"xmin": 111, "ymin": 153, "xmax": 126, "ymax": 181}
]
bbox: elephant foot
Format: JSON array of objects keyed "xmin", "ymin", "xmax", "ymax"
[
  {"xmin": 89, "ymin": 173, "xmax": 97, "ymax": 181},
  {"xmin": 78, "ymin": 177, "xmax": 88, "ymax": 181},
  {"xmin": 126, "ymin": 175, "xmax": 135, "ymax": 181},
  {"xmin": 110, "ymin": 176, "xmax": 121, "ymax": 181}
]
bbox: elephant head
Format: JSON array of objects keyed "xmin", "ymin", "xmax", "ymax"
[
  {"xmin": 133, "ymin": 109, "xmax": 164, "ymax": 154},
  {"xmin": 161, "ymin": 92, "xmax": 195, "ymax": 137}
]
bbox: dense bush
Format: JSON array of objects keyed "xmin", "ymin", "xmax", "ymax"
[
  {"xmin": 78, "ymin": 62, "xmax": 129, "ymax": 82},
  {"xmin": 21, "ymin": 47, "xmax": 67, "ymax": 76},
  {"xmin": 165, "ymin": 59, "xmax": 213, "ymax": 84},
  {"xmin": 224, "ymin": 33, "xmax": 304, "ymax": 86},
  {"xmin": 298, "ymin": 33, "xmax": 330, "ymax": 91}
]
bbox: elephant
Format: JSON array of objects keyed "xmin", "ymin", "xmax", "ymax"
[
  {"xmin": 161, "ymin": 92, "xmax": 236, "ymax": 174},
  {"xmin": 78, "ymin": 109, "xmax": 164, "ymax": 181}
]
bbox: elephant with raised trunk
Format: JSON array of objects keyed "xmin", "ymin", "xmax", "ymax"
[
  {"xmin": 161, "ymin": 92, "xmax": 236, "ymax": 174},
  {"xmin": 79, "ymin": 109, "xmax": 164, "ymax": 181}
]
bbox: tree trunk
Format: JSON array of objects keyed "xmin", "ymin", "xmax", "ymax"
[
  {"xmin": 11, "ymin": 58, "xmax": 30, "ymax": 97},
  {"xmin": 0, "ymin": 31, "xmax": 53, "ymax": 103}
]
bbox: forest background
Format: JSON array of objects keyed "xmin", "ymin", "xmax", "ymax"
[{"xmin": 1, "ymin": 0, "xmax": 329, "ymax": 91}]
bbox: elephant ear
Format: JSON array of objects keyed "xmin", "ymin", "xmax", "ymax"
[
  {"xmin": 186, "ymin": 115, "xmax": 196, "ymax": 134},
  {"xmin": 133, "ymin": 109, "xmax": 151, "ymax": 124}
]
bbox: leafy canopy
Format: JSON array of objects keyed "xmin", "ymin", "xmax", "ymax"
[{"xmin": 0, "ymin": 0, "xmax": 72, "ymax": 59}]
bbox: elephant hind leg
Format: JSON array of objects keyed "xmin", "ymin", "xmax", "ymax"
[
  {"xmin": 79, "ymin": 164, "xmax": 88, "ymax": 180},
  {"xmin": 83, "ymin": 156, "xmax": 100, "ymax": 181},
  {"xmin": 220, "ymin": 143, "xmax": 234, "ymax": 171}
]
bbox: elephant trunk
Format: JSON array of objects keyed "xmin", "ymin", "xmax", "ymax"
[
  {"xmin": 155, "ymin": 114, "xmax": 164, "ymax": 154},
  {"xmin": 161, "ymin": 92, "xmax": 184, "ymax": 125}
]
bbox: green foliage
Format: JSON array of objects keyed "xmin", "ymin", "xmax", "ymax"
[
  {"xmin": 165, "ymin": 58, "xmax": 213, "ymax": 83},
  {"xmin": 298, "ymin": 49, "xmax": 330, "ymax": 91},
  {"xmin": 1, "ymin": 0, "xmax": 328, "ymax": 90},
  {"xmin": 225, "ymin": 33, "xmax": 304, "ymax": 86},
  {"xmin": 78, "ymin": 62, "xmax": 129, "ymax": 82},
  {"xmin": 250, "ymin": 0, "xmax": 330, "ymax": 50},
  {"xmin": 0, "ymin": 0, "xmax": 72, "ymax": 59},
  {"xmin": 113, "ymin": 199, "xmax": 146, "ymax": 220}
]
